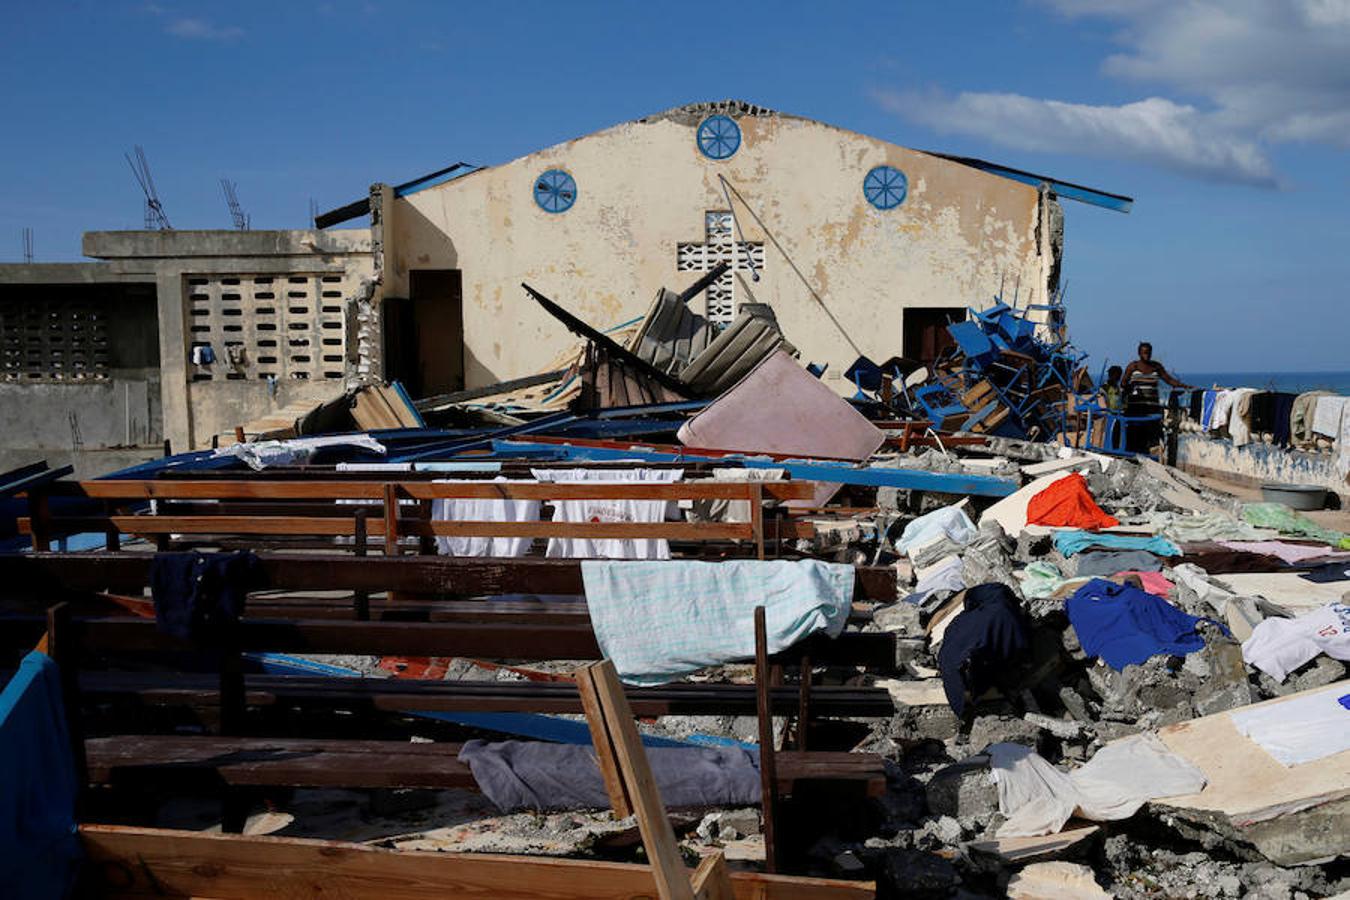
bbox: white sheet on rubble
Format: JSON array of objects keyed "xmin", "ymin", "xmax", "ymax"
[
  {"xmin": 897, "ymin": 503, "xmax": 977, "ymax": 556},
  {"xmin": 1230, "ymin": 683, "xmax": 1350, "ymax": 767},
  {"xmin": 989, "ymin": 734, "xmax": 1208, "ymax": 838},
  {"xmin": 213, "ymin": 434, "xmax": 386, "ymax": 470},
  {"xmin": 1214, "ymin": 573, "xmax": 1350, "ymax": 616}
]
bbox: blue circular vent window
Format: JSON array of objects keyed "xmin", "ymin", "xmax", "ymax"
[
  {"xmin": 534, "ymin": 169, "xmax": 577, "ymax": 213},
  {"xmin": 697, "ymin": 115, "xmax": 742, "ymax": 160},
  {"xmin": 864, "ymin": 165, "xmax": 908, "ymax": 210}
]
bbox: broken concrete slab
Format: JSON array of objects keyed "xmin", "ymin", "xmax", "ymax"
[
  {"xmin": 1021, "ymin": 453, "xmax": 1109, "ymax": 478},
  {"xmin": 1150, "ymin": 679, "xmax": 1350, "ymax": 866},
  {"xmin": 877, "ymin": 678, "xmax": 948, "ymax": 708},
  {"xmin": 1137, "ymin": 457, "xmax": 1228, "ymax": 515},
  {"xmin": 1005, "ymin": 861, "xmax": 1112, "ymax": 899},
  {"xmin": 969, "ymin": 715, "xmax": 1043, "ymax": 752},
  {"xmin": 925, "ymin": 756, "xmax": 998, "ymax": 822}
]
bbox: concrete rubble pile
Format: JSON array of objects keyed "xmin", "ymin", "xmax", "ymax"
[
  {"xmin": 292, "ymin": 436, "xmax": 1348, "ymax": 896},
  {"xmin": 809, "ymin": 449, "xmax": 1350, "ymax": 898}
]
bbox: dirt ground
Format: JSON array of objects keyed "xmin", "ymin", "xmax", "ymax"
[{"xmin": 1190, "ymin": 472, "xmax": 1350, "ymax": 533}]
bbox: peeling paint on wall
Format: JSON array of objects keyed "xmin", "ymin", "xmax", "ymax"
[
  {"xmin": 390, "ymin": 102, "xmax": 1052, "ymax": 391},
  {"xmin": 1177, "ymin": 434, "xmax": 1349, "ymax": 501}
]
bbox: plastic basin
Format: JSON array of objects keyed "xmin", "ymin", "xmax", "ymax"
[{"xmin": 1260, "ymin": 483, "xmax": 1327, "ymax": 511}]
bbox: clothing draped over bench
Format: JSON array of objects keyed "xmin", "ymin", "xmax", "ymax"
[
  {"xmin": 150, "ymin": 550, "xmax": 259, "ymax": 641},
  {"xmin": 534, "ymin": 467, "xmax": 684, "ymax": 559},
  {"xmin": 581, "ymin": 559, "xmax": 853, "ymax": 685},
  {"xmin": 0, "ymin": 652, "xmax": 79, "ymax": 900},
  {"xmin": 432, "ymin": 477, "xmax": 542, "ymax": 558}
]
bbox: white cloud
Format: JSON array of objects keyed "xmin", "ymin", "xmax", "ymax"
[
  {"xmin": 877, "ymin": 1, "xmax": 1350, "ymax": 185},
  {"xmin": 165, "ymin": 17, "xmax": 244, "ymax": 41},
  {"xmin": 875, "ymin": 90, "xmax": 1277, "ymax": 187}
]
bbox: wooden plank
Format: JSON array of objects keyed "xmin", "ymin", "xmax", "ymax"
[
  {"xmin": 577, "ymin": 664, "xmax": 634, "ymax": 819},
  {"xmin": 19, "ymin": 516, "xmax": 755, "ymax": 542},
  {"xmin": 75, "ymin": 671, "xmax": 896, "ymax": 718},
  {"xmin": 85, "ymin": 736, "xmax": 476, "ymax": 790},
  {"xmin": 579, "ymin": 660, "xmax": 694, "ymax": 900},
  {"xmin": 0, "ymin": 553, "xmax": 900, "ymax": 602},
  {"xmin": 70, "ymin": 618, "xmax": 604, "ymax": 659},
  {"xmin": 32, "ymin": 615, "xmax": 889, "ymax": 671},
  {"xmin": 79, "ymin": 825, "xmax": 874, "ymax": 900},
  {"xmin": 750, "ymin": 607, "xmax": 785, "ymax": 873},
  {"xmin": 754, "ymin": 607, "xmax": 779, "ymax": 873},
  {"xmin": 28, "ymin": 487, "xmax": 51, "ymax": 551},
  {"xmin": 691, "ymin": 852, "xmax": 736, "ymax": 900},
  {"xmin": 383, "ymin": 483, "xmax": 400, "ymax": 556},
  {"xmin": 750, "ymin": 482, "xmax": 765, "ymax": 561},
  {"xmin": 77, "ymin": 479, "xmax": 815, "ymax": 502}
]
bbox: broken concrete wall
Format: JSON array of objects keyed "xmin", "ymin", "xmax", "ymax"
[{"xmin": 83, "ymin": 229, "xmax": 375, "ymax": 450}]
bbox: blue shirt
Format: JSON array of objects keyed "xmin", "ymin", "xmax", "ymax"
[{"xmin": 1066, "ymin": 579, "xmax": 1223, "ymax": 670}]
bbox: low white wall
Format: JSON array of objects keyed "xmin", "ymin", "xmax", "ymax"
[{"xmin": 1176, "ymin": 434, "xmax": 1348, "ymax": 502}]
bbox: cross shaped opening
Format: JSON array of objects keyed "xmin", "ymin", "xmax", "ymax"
[{"xmin": 676, "ymin": 211, "xmax": 765, "ymax": 325}]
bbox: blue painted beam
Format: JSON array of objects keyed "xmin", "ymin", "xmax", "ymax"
[
  {"xmin": 490, "ymin": 440, "xmax": 1019, "ymax": 497},
  {"xmin": 928, "ymin": 153, "xmax": 1133, "ymax": 213},
  {"xmin": 393, "ymin": 162, "xmax": 480, "ymax": 198}
]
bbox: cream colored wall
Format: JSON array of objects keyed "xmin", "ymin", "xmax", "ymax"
[{"xmin": 391, "ymin": 113, "xmax": 1048, "ymax": 391}]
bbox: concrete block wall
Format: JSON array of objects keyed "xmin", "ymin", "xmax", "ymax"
[{"xmin": 83, "ymin": 229, "xmax": 375, "ymax": 451}]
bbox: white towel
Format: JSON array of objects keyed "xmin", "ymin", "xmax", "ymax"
[
  {"xmin": 1228, "ymin": 388, "xmax": 1258, "ymax": 447},
  {"xmin": 989, "ymin": 735, "xmax": 1207, "ymax": 837},
  {"xmin": 1208, "ymin": 390, "xmax": 1236, "ymax": 431},
  {"xmin": 532, "ymin": 468, "xmax": 684, "ymax": 559},
  {"xmin": 432, "ymin": 477, "xmax": 541, "ymax": 558},
  {"xmin": 1231, "ymin": 684, "xmax": 1350, "ymax": 767},
  {"xmin": 1312, "ymin": 396, "xmax": 1349, "ymax": 438}
]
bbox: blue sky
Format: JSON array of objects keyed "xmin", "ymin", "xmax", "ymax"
[{"xmin": 3, "ymin": 1, "xmax": 1347, "ymax": 373}]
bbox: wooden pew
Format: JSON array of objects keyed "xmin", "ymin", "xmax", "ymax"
[
  {"xmin": 32, "ymin": 607, "xmax": 892, "ymax": 831},
  {"xmin": 22, "ymin": 478, "xmax": 819, "ymax": 559},
  {"xmin": 0, "ymin": 551, "xmax": 901, "ymax": 605}
]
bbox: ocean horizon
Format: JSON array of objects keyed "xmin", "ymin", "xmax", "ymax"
[{"xmin": 1168, "ymin": 370, "xmax": 1350, "ymax": 396}]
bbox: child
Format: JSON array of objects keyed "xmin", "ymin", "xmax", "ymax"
[{"xmin": 1101, "ymin": 365, "xmax": 1124, "ymax": 412}]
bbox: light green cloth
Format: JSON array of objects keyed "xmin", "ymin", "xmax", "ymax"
[
  {"xmin": 1018, "ymin": 561, "xmax": 1069, "ymax": 600},
  {"xmin": 1242, "ymin": 503, "xmax": 1349, "ymax": 548},
  {"xmin": 1145, "ymin": 511, "xmax": 1276, "ymax": 544}
]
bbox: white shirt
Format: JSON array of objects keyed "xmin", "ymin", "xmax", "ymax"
[{"xmin": 1241, "ymin": 602, "xmax": 1350, "ymax": 681}]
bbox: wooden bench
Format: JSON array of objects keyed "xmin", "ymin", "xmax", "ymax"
[
  {"xmin": 21, "ymin": 477, "xmax": 819, "ymax": 559},
  {"xmin": 84, "ymin": 735, "xmax": 882, "ymax": 797},
  {"xmin": 29, "ymin": 604, "xmax": 892, "ymax": 832},
  {"xmin": 0, "ymin": 551, "xmax": 901, "ymax": 608},
  {"xmin": 0, "ymin": 550, "xmax": 901, "ymax": 671}
]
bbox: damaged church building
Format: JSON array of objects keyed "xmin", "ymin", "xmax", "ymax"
[
  {"xmin": 2, "ymin": 100, "xmax": 1348, "ymax": 900},
  {"xmin": 0, "ymin": 100, "xmax": 1089, "ymax": 470}
]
